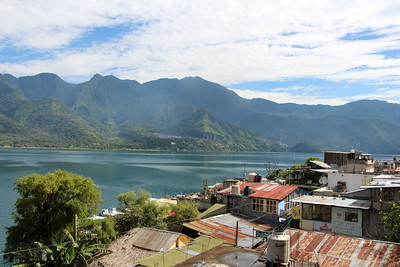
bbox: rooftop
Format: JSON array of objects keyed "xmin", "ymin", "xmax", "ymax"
[
  {"xmin": 286, "ymin": 228, "xmax": 400, "ymax": 266},
  {"xmin": 293, "ymin": 195, "xmax": 370, "ymax": 209},
  {"xmin": 361, "ymin": 178, "xmax": 400, "ymax": 189},
  {"xmin": 183, "ymin": 213, "xmax": 274, "ymax": 248},
  {"xmin": 249, "ymin": 184, "xmax": 298, "ymax": 200}
]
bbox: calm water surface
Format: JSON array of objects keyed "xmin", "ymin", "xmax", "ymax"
[{"xmin": 0, "ymin": 148, "xmax": 394, "ymax": 264}]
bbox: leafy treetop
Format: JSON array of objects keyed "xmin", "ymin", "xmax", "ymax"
[{"xmin": 4, "ymin": 170, "xmax": 102, "ymax": 262}]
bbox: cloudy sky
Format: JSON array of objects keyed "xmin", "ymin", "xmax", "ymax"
[{"xmin": 1, "ymin": 0, "xmax": 400, "ymax": 105}]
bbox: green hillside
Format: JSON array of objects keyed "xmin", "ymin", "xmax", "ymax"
[{"xmin": 2, "ymin": 72, "xmax": 400, "ymax": 153}]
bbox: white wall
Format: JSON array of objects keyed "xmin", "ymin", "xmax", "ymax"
[{"xmin": 328, "ymin": 172, "xmax": 375, "ymax": 192}]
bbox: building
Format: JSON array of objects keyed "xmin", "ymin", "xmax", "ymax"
[
  {"xmin": 177, "ymin": 214, "xmax": 400, "ymax": 266},
  {"xmin": 374, "ymin": 158, "xmax": 400, "ymax": 174},
  {"xmin": 324, "ymin": 150, "xmax": 374, "ymax": 173},
  {"xmin": 327, "ymin": 172, "xmax": 375, "ymax": 192},
  {"xmin": 94, "ymin": 227, "xmax": 191, "ymax": 267},
  {"xmin": 217, "ymin": 181, "xmax": 307, "ymax": 223},
  {"xmin": 182, "ymin": 213, "xmax": 274, "ymax": 248},
  {"xmin": 293, "ymin": 195, "xmax": 370, "ymax": 237},
  {"xmin": 291, "ymin": 160, "xmax": 334, "ymax": 185}
]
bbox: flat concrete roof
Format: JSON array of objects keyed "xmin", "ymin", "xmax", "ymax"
[{"xmin": 293, "ymin": 195, "xmax": 370, "ymax": 209}]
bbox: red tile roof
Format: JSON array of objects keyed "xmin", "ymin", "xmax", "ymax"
[{"xmin": 249, "ymin": 184, "xmax": 298, "ymax": 200}]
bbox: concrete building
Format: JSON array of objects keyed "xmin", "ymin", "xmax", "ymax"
[
  {"xmin": 324, "ymin": 150, "xmax": 374, "ymax": 173},
  {"xmin": 293, "ymin": 195, "xmax": 370, "ymax": 237},
  {"xmin": 327, "ymin": 172, "xmax": 375, "ymax": 192}
]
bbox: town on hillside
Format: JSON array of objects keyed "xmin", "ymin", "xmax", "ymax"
[{"xmin": 91, "ymin": 149, "xmax": 400, "ymax": 266}]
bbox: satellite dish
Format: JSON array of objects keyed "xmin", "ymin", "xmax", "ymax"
[
  {"xmin": 319, "ymin": 177, "xmax": 328, "ymax": 185},
  {"xmin": 307, "ymin": 180, "xmax": 312, "ymax": 185}
]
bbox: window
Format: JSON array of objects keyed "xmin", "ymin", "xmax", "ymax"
[
  {"xmin": 302, "ymin": 204, "xmax": 313, "ymax": 220},
  {"xmin": 302, "ymin": 204, "xmax": 332, "ymax": 222},
  {"xmin": 252, "ymin": 198, "xmax": 264, "ymax": 212},
  {"xmin": 345, "ymin": 212, "xmax": 358, "ymax": 223},
  {"xmin": 265, "ymin": 200, "xmax": 277, "ymax": 213},
  {"xmin": 383, "ymin": 191, "xmax": 394, "ymax": 201}
]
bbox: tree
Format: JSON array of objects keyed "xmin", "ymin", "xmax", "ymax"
[
  {"xmin": 381, "ymin": 198, "xmax": 400, "ymax": 242},
  {"xmin": 266, "ymin": 168, "xmax": 289, "ymax": 181},
  {"xmin": 4, "ymin": 170, "xmax": 102, "ymax": 262},
  {"xmin": 167, "ymin": 201, "xmax": 199, "ymax": 226},
  {"xmin": 114, "ymin": 189, "xmax": 169, "ymax": 232}
]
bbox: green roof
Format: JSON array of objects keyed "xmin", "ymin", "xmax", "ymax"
[{"xmin": 135, "ymin": 236, "xmax": 223, "ymax": 267}]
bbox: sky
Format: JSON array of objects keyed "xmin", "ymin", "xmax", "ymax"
[{"xmin": 0, "ymin": 0, "xmax": 400, "ymax": 106}]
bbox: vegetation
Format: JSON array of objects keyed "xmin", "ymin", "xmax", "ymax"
[
  {"xmin": 114, "ymin": 189, "xmax": 199, "ymax": 233},
  {"xmin": 3, "ymin": 170, "xmax": 201, "ymax": 265},
  {"xmin": 381, "ymin": 198, "xmax": 400, "ymax": 242},
  {"xmin": 167, "ymin": 201, "xmax": 199, "ymax": 226},
  {"xmin": 3, "ymin": 73, "xmax": 400, "ymax": 153},
  {"xmin": 291, "ymin": 157, "xmax": 321, "ymax": 169},
  {"xmin": 4, "ymin": 170, "xmax": 102, "ymax": 263}
]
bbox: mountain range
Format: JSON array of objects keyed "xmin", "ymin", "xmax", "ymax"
[{"xmin": 1, "ymin": 72, "xmax": 400, "ymax": 153}]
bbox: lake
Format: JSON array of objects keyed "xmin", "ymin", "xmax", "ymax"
[{"xmin": 0, "ymin": 148, "xmax": 394, "ymax": 264}]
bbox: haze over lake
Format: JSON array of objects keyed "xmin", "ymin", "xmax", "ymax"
[{"xmin": 0, "ymin": 148, "xmax": 395, "ymax": 264}]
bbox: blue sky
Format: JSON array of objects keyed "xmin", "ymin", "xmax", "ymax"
[{"xmin": 1, "ymin": 0, "xmax": 400, "ymax": 105}]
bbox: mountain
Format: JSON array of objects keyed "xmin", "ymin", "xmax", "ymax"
[
  {"xmin": 0, "ymin": 77, "xmax": 107, "ymax": 149},
  {"xmin": 1, "ymin": 72, "xmax": 400, "ymax": 153},
  {"xmin": 165, "ymin": 108, "xmax": 286, "ymax": 151}
]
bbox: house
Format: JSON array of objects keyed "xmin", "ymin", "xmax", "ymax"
[
  {"xmin": 218, "ymin": 181, "xmax": 307, "ymax": 224},
  {"xmin": 327, "ymin": 172, "xmax": 376, "ymax": 192},
  {"xmin": 293, "ymin": 195, "xmax": 370, "ymax": 237},
  {"xmin": 345, "ymin": 176, "xmax": 400, "ymax": 238},
  {"xmin": 374, "ymin": 158, "xmax": 400, "ymax": 174},
  {"xmin": 181, "ymin": 213, "xmax": 274, "ymax": 248},
  {"xmin": 291, "ymin": 160, "xmax": 334, "ymax": 185},
  {"xmin": 324, "ymin": 150, "xmax": 374, "ymax": 173},
  {"xmin": 93, "ymin": 227, "xmax": 191, "ymax": 267},
  {"xmin": 177, "ymin": 214, "xmax": 400, "ymax": 266},
  {"xmin": 286, "ymin": 228, "xmax": 400, "ymax": 266}
]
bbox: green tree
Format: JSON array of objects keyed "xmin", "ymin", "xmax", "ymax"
[
  {"xmin": 114, "ymin": 189, "xmax": 169, "ymax": 232},
  {"xmin": 266, "ymin": 169, "xmax": 289, "ymax": 181},
  {"xmin": 167, "ymin": 201, "xmax": 199, "ymax": 226},
  {"xmin": 4, "ymin": 170, "xmax": 102, "ymax": 263},
  {"xmin": 79, "ymin": 216, "xmax": 117, "ymax": 245},
  {"xmin": 381, "ymin": 198, "xmax": 400, "ymax": 242}
]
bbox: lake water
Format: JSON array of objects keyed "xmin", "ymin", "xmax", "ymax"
[{"xmin": 0, "ymin": 148, "xmax": 395, "ymax": 264}]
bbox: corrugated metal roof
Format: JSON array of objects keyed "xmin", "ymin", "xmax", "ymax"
[
  {"xmin": 135, "ymin": 236, "xmax": 223, "ymax": 267},
  {"xmin": 183, "ymin": 213, "xmax": 274, "ymax": 248},
  {"xmin": 360, "ymin": 179, "xmax": 400, "ymax": 188},
  {"xmin": 285, "ymin": 228, "xmax": 400, "ymax": 266},
  {"xmin": 293, "ymin": 195, "xmax": 370, "ymax": 209},
  {"xmin": 127, "ymin": 227, "xmax": 189, "ymax": 252},
  {"xmin": 249, "ymin": 185, "xmax": 298, "ymax": 200},
  {"xmin": 310, "ymin": 160, "xmax": 332, "ymax": 169}
]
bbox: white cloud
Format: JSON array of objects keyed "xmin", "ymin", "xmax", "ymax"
[
  {"xmin": 0, "ymin": 0, "xmax": 400, "ymax": 97},
  {"xmin": 230, "ymin": 88, "xmax": 348, "ymax": 106}
]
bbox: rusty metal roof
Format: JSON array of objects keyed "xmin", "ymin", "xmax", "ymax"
[
  {"xmin": 126, "ymin": 227, "xmax": 189, "ymax": 252},
  {"xmin": 183, "ymin": 213, "xmax": 274, "ymax": 248},
  {"xmin": 219, "ymin": 181, "xmax": 268, "ymax": 194},
  {"xmin": 285, "ymin": 228, "xmax": 400, "ymax": 266},
  {"xmin": 249, "ymin": 184, "xmax": 298, "ymax": 200},
  {"xmin": 293, "ymin": 195, "xmax": 370, "ymax": 209},
  {"xmin": 219, "ymin": 182, "xmax": 298, "ymax": 200}
]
